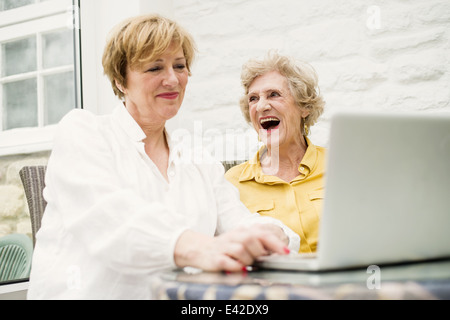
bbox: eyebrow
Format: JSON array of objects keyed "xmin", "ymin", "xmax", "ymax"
[
  {"xmin": 154, "ymin": 57, "xmax": 186, "ymax": 63},
  {"xmin": 248, "ymin": 88, "xmax": 283, "ymax": 96}
]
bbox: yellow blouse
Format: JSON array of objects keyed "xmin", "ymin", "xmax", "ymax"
[{"xmin": 225, "ymin": 138, "xmax": 326, "ymax": 253}]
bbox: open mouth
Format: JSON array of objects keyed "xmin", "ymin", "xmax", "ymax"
[{"xmin": 260, "ymin": 117, "xmax": 280, "ymax": 130}]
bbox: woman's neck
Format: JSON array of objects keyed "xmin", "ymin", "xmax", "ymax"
[
  {"xmin": 262, "ymin": 136, "xmax": 308, "ymax": 182},
  {"xmin": 124, "ymin": 101, "xmax": 170, "ymax": 181},
  {"xmin": 144, "ymin": 131, "xmax": 170, "ymax": 182},
  {"xmin": 141, "ymin": 124, "xmax": 166, "ymax": 149}
]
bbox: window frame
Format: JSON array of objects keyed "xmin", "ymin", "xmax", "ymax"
[{"xmin": 0, "ymin": 0, "xmax": 82, "ymax": 156}]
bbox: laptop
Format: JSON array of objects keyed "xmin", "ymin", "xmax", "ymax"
[{"xmin": 256, "ymin": 111, "xmax": 450, "ymax": 271}]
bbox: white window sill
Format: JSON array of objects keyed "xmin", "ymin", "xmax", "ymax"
[
  {"xmin": 0, "ymin": 281, "xmax": 28, "ymax": 300},
  {"xmin": 0, "ymin": 126, "xmax": 55, "ymax": 157}
]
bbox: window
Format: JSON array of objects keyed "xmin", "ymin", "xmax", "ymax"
[
  {"xmin": 0, "ymin": 0, "xmax": 81, "ymax": 155},
  {"xmin": 0, "ymin": 0, "xmax": 80, "ymax": 289}
]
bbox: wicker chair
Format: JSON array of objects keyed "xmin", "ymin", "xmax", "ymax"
[
  {"xmin": 222, "ymin": 160, "xmax": 245, "ymax": 172},
  {"xmin": 19, "ymin": 166, "xmax": 47, "ymax": 247}
]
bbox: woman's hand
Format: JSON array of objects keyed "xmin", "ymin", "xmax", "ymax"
[{"xmin": 174, "ymin": 224, "xmax": 290, "ymax": 272}]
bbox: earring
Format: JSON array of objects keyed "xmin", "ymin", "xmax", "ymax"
[{"xmin": 303, "ymin": 118, "xmax": 309, "ymax": 136}]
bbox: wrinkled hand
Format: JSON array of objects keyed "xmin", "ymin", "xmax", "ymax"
[{"xmin": 174, "ymin": 224, "xmax": 290, "ymax": 272}]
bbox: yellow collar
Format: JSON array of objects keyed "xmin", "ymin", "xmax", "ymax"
[{"xmin": 239, "ymin": 137, "xmax": 318, "ymax": 184}]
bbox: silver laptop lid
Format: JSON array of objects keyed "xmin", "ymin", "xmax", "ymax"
[{"xmin": 317, "ymin": 111, "xmax": 450, "ymax": 269}]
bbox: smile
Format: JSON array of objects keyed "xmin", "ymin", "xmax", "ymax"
[
  {"xmin": 260, "ymin": 116, "xmax": 280, "ymax": 131},
  {"xmin": 157, "ymin": 92, "xmax": 179, "ymax": 100}
]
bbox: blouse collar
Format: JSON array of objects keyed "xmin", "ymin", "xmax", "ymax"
[
  {"xmin": 112, "ymin": 104, "xmax": 181, "ymax": 160},
  {"xmin": 113, "ymin": 104, "xmax": 147, "ymax": 142},
  {"xmin": 239, "ymin": 137, "xmax": 318, "ymax": 184}
]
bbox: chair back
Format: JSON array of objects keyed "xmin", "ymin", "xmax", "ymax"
[
  {"xmin": 0, "ymin": 234, "xmax": 33, "ymax": 282},
  {"xmin": 222, "ymin": 160, "xmax": 246, "ymax": 172},
  {"xmin": 19, "ymin": 165, "xmax": 47, "ymax": 247}
]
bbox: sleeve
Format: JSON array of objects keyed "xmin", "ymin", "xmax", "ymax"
[
  {"xmin": 206, "ymin": 157, "xmax": 300, "ymax": 252},
  {"xmin": 44, "ymin": 110, "xmax": 188, "ymax": 274}
]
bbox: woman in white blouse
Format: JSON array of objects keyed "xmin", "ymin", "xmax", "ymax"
[{"xmin": 27, "ymin": 14, "xmax": 299, "ymax": 299}]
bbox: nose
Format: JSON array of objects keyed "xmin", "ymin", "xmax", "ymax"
[
  {"xmin": 255, "ymin": 97, "xmax": 271, "ymax": 113},
  {"xmin": 162, "ymin": 67, "xmax": 179, "ymax": 87}
]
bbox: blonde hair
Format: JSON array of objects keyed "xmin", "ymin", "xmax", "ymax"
[
  {"xmin": 240, "ymin": 52, "xmax": 325, "ymax": 136},
  {"xmin": 102, "ymin": 14, "xmax": 196, "ymax": 100}
]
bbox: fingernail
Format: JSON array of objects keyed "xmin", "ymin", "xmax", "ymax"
[{"xmin": 283, "ymin": 246, "xmax": 290, "ymax": 254}]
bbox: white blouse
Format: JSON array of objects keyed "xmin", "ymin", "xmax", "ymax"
[{"xmin": 27, "ymin": 105, "xmax": 299, "ymax": 300}]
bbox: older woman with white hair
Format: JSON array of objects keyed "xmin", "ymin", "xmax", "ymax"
[{"xmin": 226, "ymin": 52, "xmax": 326, "ymax": 254}]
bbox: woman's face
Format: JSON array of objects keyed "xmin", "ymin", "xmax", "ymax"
[
  {"xmin": 248, "ymin": 70, "xmax": 309, "ymax": 148},
  {"xmin": 121, "ymin": 44, "xmax": 189, "ymax": 127}
]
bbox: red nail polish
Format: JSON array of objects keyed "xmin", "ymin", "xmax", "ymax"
[{"xmin": 283, "ymin": 247, "xmax": 290, "ymax": 254}]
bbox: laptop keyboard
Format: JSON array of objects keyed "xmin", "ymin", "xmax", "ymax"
[
  {"xmin": 284, "ymin": 252, "xmax": 317, "ymax": 259},
  {"xmin": 259, "ymin": 252, "xmax": 317, "ymax": 261}
]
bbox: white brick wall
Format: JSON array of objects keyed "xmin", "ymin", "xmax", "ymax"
[
  {"xmin": 1, "ymin": 0, "xmax": 449, "ymax": 236},
  {"xmin": 169, "ymin": 0, "xmax": 450, "ymax": 159}
]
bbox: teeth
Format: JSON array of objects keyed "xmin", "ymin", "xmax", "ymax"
[{"xmin": 260, "ymin": 117, "xmax": 279, "ymax": 124}]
